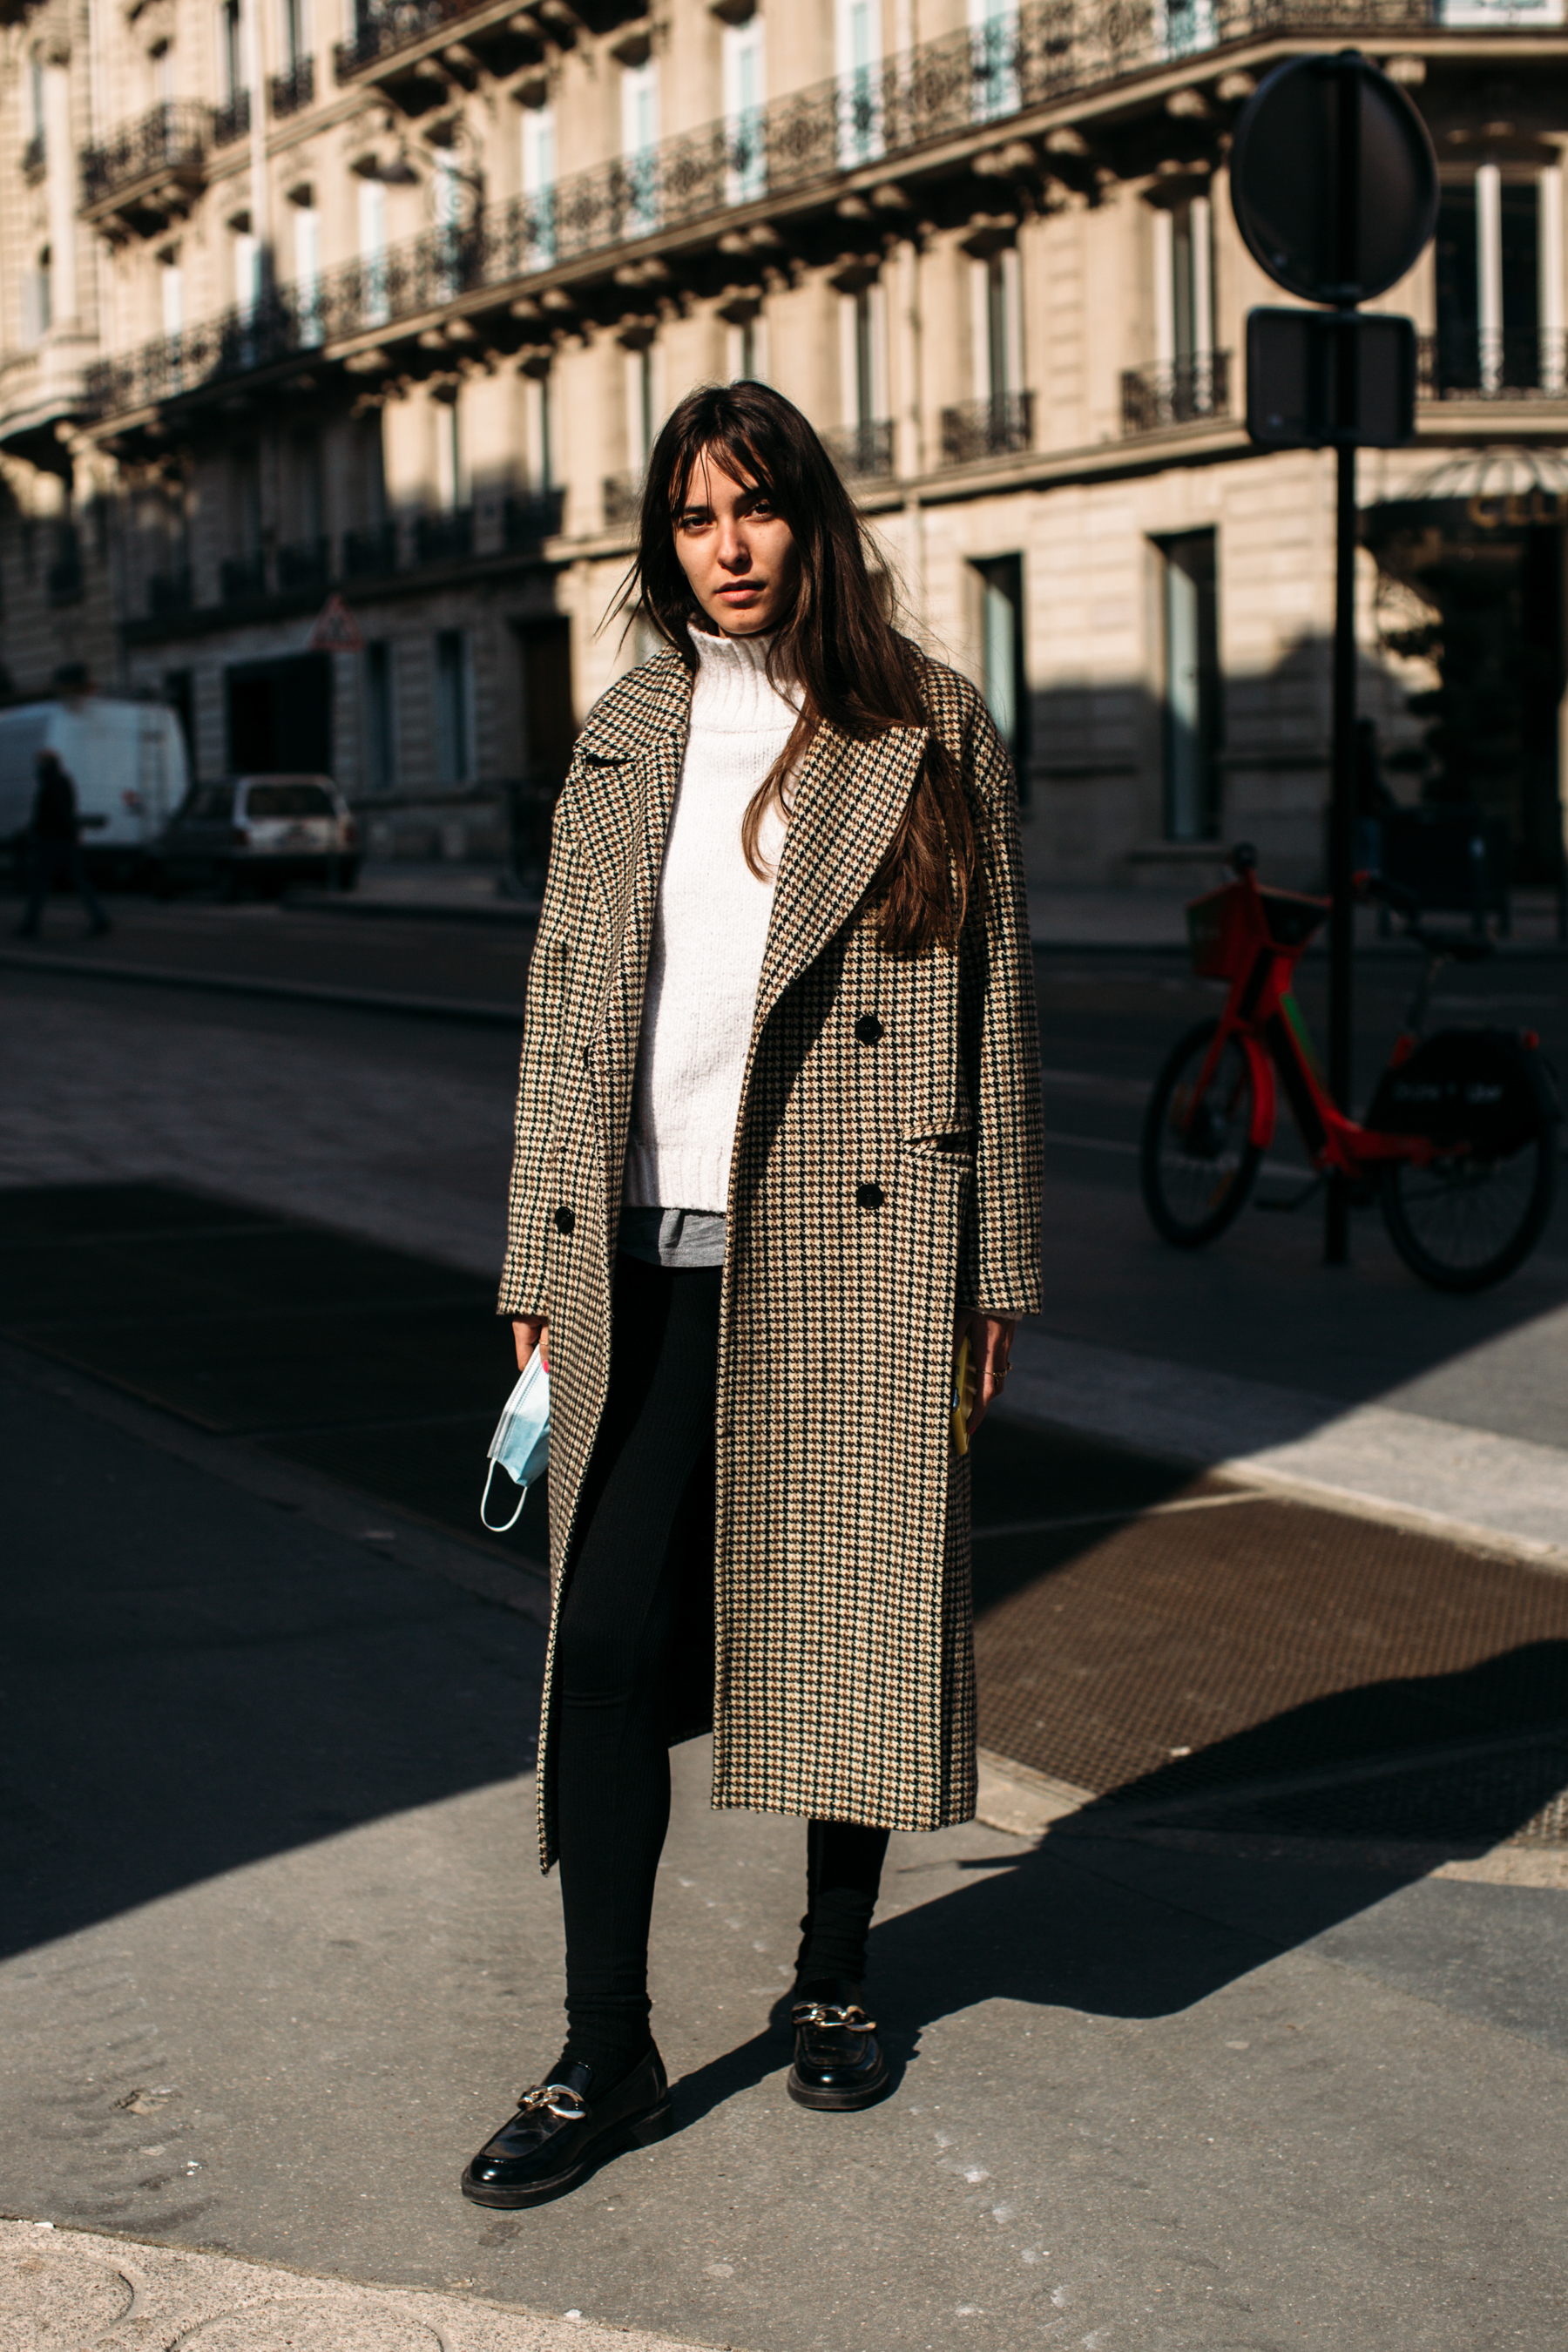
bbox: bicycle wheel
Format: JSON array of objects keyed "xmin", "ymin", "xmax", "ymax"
[
  {"xmin": 1141, "ymin": 1018, "xmax": 1262, "ymax": 1248},
  {"xmin": 1382, "ymin": 1123, "xmax": 1557, "ymax": 1293}
]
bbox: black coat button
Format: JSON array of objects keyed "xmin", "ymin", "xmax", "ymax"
[
  {"xmin": 553, "ymin": 1206, "xmax": 575, "ymax": 1234},
  {"xmin": 855, "ymin": 1181, "xmax": 884, "ymax": 1211},
  {"xmin": 855, "ymin": 1013, "xmax": 884, "ymax": 1045}
]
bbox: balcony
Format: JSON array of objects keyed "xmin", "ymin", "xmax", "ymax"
[
  {"xmin": 1120, "ymin": 352, "xmax": 1232, "ymax": 437},
  {"xmin": 502, "ymin": 488, "xmax": 565, "ymax": 550},
  {"xmin": 414, "ymin": 505, "xmax": 475, "ymax": 564},
  {"xmin": 80, "ymin": 102, "xmax": 209, "ymax": 234},
  {"xmin": 940, "ymin": 392, "xmax": 1033, "ymax": 466},
  {"xmin": 822, "ymin": 419, "xmax": 896, "ymax": 480},
  {"xmin": 342, "ymin": 519, "xmax": 400, "ymax": 578},
  {"xmin": 1418, "ymin": 330, "xmax": 1568, "ymax": 402},
  {"xmin": 212, "ymin": 90, "xmax": 253, "ymax": 148},
  {"xmin": 220, "ymin": 550, "xmax": 267, "ymax": 602},
  {"xmin": 277, "ymin": 535, "xmax": 332, "ymax": 588},
  {"xmin": 269, "ymin": 57, "xmax": 316, "ymax": 117},
  {"xmin": 334, "ymin": 0, "xmax": 490, "ymax": 81},
  {"xmin": 147, "ymin": 566, "xmax": 193, "ymax": 616}
]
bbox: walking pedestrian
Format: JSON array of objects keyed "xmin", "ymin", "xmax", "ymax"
[
  {"xmin": 463, "ymin": 381, "xmax": 1044, "ymax": 2207},
  {"xmin": 15, "ymin": 749, "xmax": 111, "ymax": 937}
]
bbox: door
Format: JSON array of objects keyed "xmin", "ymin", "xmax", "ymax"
[{"xmin": 226, "ymin": 653, "xmax": 334, "ymax": 775}]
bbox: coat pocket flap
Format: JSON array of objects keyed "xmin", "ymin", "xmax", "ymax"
[{"xmin": 901, "ymin": 1119, "xmax": 976, "ymax": 1159}]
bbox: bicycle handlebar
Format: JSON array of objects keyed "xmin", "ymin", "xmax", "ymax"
[{"xmin": 1356, "ymin": 868, "xmax": 1495, "ymax": 962}]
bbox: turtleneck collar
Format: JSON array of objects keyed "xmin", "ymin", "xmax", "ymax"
[{"xmin": 686, "ymin": 622, "xmax": 802, "ymax": 731}]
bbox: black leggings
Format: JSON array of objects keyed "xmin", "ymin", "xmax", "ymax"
[{"xmin": 552, "ymin": 1253, "xmax": 889, "ymax": 2078}]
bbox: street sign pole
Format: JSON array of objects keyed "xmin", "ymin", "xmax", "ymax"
[{"xmin": 1325, "ymin": 54, "xmax": 1362, "ymax": 1268}]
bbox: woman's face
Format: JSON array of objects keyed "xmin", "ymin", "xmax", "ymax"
[{"xmin": 672, "ymin": 449, "xmax": 801, "ymax": 637}]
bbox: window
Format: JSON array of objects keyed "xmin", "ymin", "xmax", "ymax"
[
  {"xmin": 359, "ymin": 409, "xmax": 386, "ymax": 523},
  {"xmin": 1152, "ymin": 195, "xmax": 1215, "ymax": 413},
  {"xmin": 362, "ymin": 641, "xmax": 395, "ymax": 793},
  {"xmin": 294, "ymin": 202, "xmax": 321, "ymax": 343},
  {"xmin": 280, "ymin": 0, "xmax": 304, "ymax": 71},
  {"xmin": 727, "ymin": 311, "xmax": 767, "ymax": 382},
  {"xmin": 293, "ymin": 431, "xmax": 323, "ymax": 542},
  {"xmin": 840, "ymin": 281, "xmax": 886, "ymax": 431},
  {"xmin": 160, "ymin": 252, "xmax": 184, "ymax": 338},
  {"xmin": 521, "ymin": 101, "xmax": 557, "ymax": 266},
  {"xmin": 836, "ymin": 0, "xmax": 882, "ymax": 166},
  {"xmin": 526, "ymin": 368, "xmax": 556, "ymax": 490},
  {"xmin": 625, "ymin": 342, "xmax": 658, "ymax": 475},
  {"xmin": 233, "ymin": 227, "xmax": 260, "ymax": 316},
  {"xmin": 621, "ymin": 57, "xmax": 659, "ymax": 235},
  {"xmin": 358, "ymin": 177, "xmax": 389, "ymax": 328},
  {"xmin": 1436, "ymin": 166, "xmax": 1562, "ymax": 395},
  {"xmin": 969, "ymin": 0, "xmax": 1019, "ymax": 124},
  {"xmin": 973, "ymin": 556, "xmax": 1028, "ymax": 804},
  {"xmin": 245, "ymin": 781, "xmax": 335, "ymax": 818},
  {"xmin": 24, "ymin": 247, "xmax": 52, "ymax": 343},
  {"xmin": 233, "ymin": 443, "xmax": 262, "ymax": 555},
  {"xmin": 1158, "ymin": 0, "xmax": 1216, "ymax": 57},
  {"xmin": 220, "ymin": 0, "xmax": 243, "ymax": 100},
  {"xmin": 436, "ymin": 393, "xmax": 463, "ymax": 512},
  {"xmin": 970, "ymin": 247, "xmax": 1022, "ymax": 405},
  {"xmin": 435, "ymin": 631, "xmax": 470, "ymax": 787},
  {"xmin": 723, "ymin": 17, "xmax": 766, "ymax": 204},
  {"xmin": 1158, "ymin": 531, "xmax": 1220, "ymax": 843}
]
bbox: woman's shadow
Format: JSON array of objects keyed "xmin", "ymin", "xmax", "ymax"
[{"xmin": 669, "ymin": 1639, "xmax": 1568, "ymax": 2126}]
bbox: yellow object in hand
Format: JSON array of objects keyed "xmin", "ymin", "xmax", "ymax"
[{"xmin": 951, "ymin": 1332, "xmax": 976, "ymax": 1456}]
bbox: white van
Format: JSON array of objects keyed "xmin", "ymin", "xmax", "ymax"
[{"xmin": 0, "ymin": 698, "xmax": 191, "ymax": 884}]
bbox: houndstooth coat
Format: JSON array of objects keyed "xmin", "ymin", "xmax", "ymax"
[{"xmin": 499, "ymin": 642, "xmax": 1044, "ymax": 1868}]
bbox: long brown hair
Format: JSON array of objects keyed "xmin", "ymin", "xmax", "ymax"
[{"xmin": 618, "ymin": 380, "xmax": 977, "ymax": 957}]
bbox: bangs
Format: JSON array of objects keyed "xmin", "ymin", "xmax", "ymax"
[{"xmin": 668, "ymin": 423, "xmax": 781, "ymax": 514}]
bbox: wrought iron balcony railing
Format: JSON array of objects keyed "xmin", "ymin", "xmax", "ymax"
[
  {"xmin": 212, "ymin": 90, "xmax": 253, "ymax": 147},
  {"xmin": 342, "ymin": 519, "xmax": 400, "ymax": 577},
  {"xmin": 335, "ymin": 0, "xmax": 487, "ymax": 80},
  {"xmin": 82, "ymin": 102, "xmax": 209, "ymax": 212},
  {"xmin": 220, "ymin": 549, "xmax": 267, "ymax": 602},
  {"xmin": 502, "ymin": 488, "xmax": 565, "ymax": 549},
  {"xmin": 940, "ymin": 392, "xmax": 1034, "ymax": 465},
  {"xmin": 415, "ymin": 505, "xmax": 475, "ymax": 564},
  {"xmin": 86, "ymin": 2, "xmax": 1544, "ymax": 425},
  {"xmin": 147, "ymin": 566, "xmax": 193, "ymax": 616},
  {"xmin": 270, "ymin": 57, "xmax": 316, "ymax": 117},
  {"xmin": 822, "ymin": 419, "xmax": 896, "ymax": 479},
  {"xmin": 22, "ymin": 132, "xmax": 44, "ymax": 182},
  {"xmin": 277, "ymin": 534, "xmax": 331, "ymax": 588},
  {"xmin": 1120, "ymin": 352, "xmax": 1232, "ymax": 436},
  {"xmin": 1417, "ymin": 329, "xmax": 1568, "ymax": 402}
]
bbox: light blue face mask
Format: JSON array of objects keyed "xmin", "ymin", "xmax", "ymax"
[{"xmin": 481, "ymin": 1349, "xmax": 551, "ymax": 1532}]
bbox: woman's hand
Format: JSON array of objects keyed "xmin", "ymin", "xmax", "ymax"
[
  {"xmin": 513, "ymin": 1315, "xmax": 550, "ymax": 1374},
  {"xmin": 955, "ymin": 1309, "xmax": 1016, "ymax": 1439}
]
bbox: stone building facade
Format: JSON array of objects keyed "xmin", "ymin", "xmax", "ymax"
[{"xmin": 3, "ymin": 1, "xmax": 1568, "ymax": 887}]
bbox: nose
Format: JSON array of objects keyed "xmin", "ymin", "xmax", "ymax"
[{"xmin": 716, "ymin": 515, "xmax": 750, "ymax": 571}]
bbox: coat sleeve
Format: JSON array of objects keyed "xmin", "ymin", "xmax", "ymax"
[
  {"xmin": 497, "ymin": 780, "xmax": 581, "ymax": 1320},
  {"xmin": 956, "ymin": 691, "xmax": 1045, "ymax": 1317}
]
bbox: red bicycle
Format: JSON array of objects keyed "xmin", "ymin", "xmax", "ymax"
[{"xmin": 1140, "ymin": 843, "xmax": 1561, "ymax": 1293}]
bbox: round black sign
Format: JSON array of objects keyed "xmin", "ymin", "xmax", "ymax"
[{"xmin": 1230, "ymin": 52, "xmax": 1438, "ymax": 307}]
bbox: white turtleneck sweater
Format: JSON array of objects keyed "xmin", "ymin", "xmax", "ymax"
[{"xmin": 623, "ymin": 626, "xmax": 799, "ymax": 1214}]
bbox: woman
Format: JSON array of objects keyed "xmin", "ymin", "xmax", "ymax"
[{"xmin": 463, "ymin": 382, "xmax": 1043, "ymax": 2207}]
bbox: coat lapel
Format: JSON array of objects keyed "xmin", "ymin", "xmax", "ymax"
[{"xmin": 752, "ymin": 717, "xmax": 928, "ymax": 1035}]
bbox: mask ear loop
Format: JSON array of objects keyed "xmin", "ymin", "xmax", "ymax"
[{"xmin": 481, "ymin": 1459, "xmax": 529, "ymax": 1532}]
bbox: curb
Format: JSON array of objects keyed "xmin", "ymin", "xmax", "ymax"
[{"xmin": 0, "ymin": 946, "xmax": 524, "ymax": 1028}]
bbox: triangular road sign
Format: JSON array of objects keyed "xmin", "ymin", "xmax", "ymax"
[{"xmin": 308, "ymin": 591, "xmax": 364, "ymax": 653}]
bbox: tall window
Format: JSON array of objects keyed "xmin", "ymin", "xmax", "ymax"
[
  {"xmin": 621, "ymin": 57, "xmax": 659, "ymax": 236},
  {"xmin": 723, "ymin": 17, "xmax": 766, "ymax": 204},
  {"xmin": 521, "ymin": 101, "xmax": 557, "ymax": 265},
  {"xmin": 970, "ymin": 0, "xmax": 1019, "ymax": 124},
  {"xmin": 970, "ymin": 247, "xmax": 1022, "ymax": 409},
  {"xmin": 294, "ymin": 200, "xmax": 321, "ymax": 343},
  {"xmin": 836, "ymin": 0, "xmax": 882, "ymax": 166},
  {"xmin": 293, "ymin": 430, "xmax": 323, "ymax": 543},
  {"xmin": 435, "ymin": 630, "xmax": 470, "ymax": 786},
  {"xmin": 436, "ymin": 393, "xmax": 463, "ymax": 512},
  {"xmin": 973, "ymin": 555, "xmax": 1027, "ymax": 804},
  {"xmin": 220, "ymin": 0, "xmax": 243, "ymax": 99},
  {"xmin": 358, "ymin": 176, "xmax": 389, "ymax": 327},
  {"xmin": 233, "ymin": 443, "xmax": 262, "ymax": 558},
  {"xmin": 727, "ymin": 310, "xmax": 767, "ymax": 382},
  {"xmin": 1158, "ymin": 0, "xmax": 1216, "ymax": 57},
  {"xmin": 527, "ymin": 368, "xmax": 556, "ymax": 490},
  {"xmin": 1436, "ymin": 166, "xmax": 1562, "ymax": 395},
  {"xmin": 433, "ymin": 147, "xmax": 463, "ymax": 299},
  {"xmin": 280, "ymin": 0, "xmax": 304, "ymax": 71},
  {"xmin": 625, "ymin": 342, "xmax": 658, "ymax": 476},
  {"xmin": 840, "ymin": 281, "xmax": 886, "ymax": 438},
  {"xmin": 1159, "ymin": 531, "xmax": 1220, "ymax": 844},
  {"xmin": 24, "ymin": 245, "xmax": 51, "ymax": 342},
  {"xmin": 28, "ymin": 52, "xmax": 45, "ymax": 145},
  {"xmin": 1153, "ymin": 194, "xmax": 1215, "ymax": 414},
  {"xmin": 233, "ymin": 226, "xmax": 260, "ymax": 315},
  {"xmin": 362, "ymin": 641, "xmax": 395, "ymax": 792},
  {"xmin": 159, "ymin": 252, "xmax": 184, "ymax": 338}
]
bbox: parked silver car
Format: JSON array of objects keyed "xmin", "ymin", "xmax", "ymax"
[{"xmin": 152, "ymin": 774, "xmax": 360, "ymax": 898}]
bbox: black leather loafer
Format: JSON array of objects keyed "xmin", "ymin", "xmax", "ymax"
[
  {"xmin": 460, "ymin": 2045, "xmax": 672, "ymax": 2207},
  {"xmin": 787, "ymin": 1983, "xmax": 889, "ymax": 2112}
]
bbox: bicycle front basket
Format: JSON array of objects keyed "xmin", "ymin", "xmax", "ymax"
[{"xmin": 1186, "ymin": 882, "xmax": 1250, "ymax": 979}]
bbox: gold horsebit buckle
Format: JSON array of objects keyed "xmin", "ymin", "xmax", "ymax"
[
  {"xmin": 515, "ymin": 2081, "xmax": 589, "ymax": 2121},
  {"xmin": 791, "ymin": 2001, "xmax": 876, "ymax": 2032}
]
